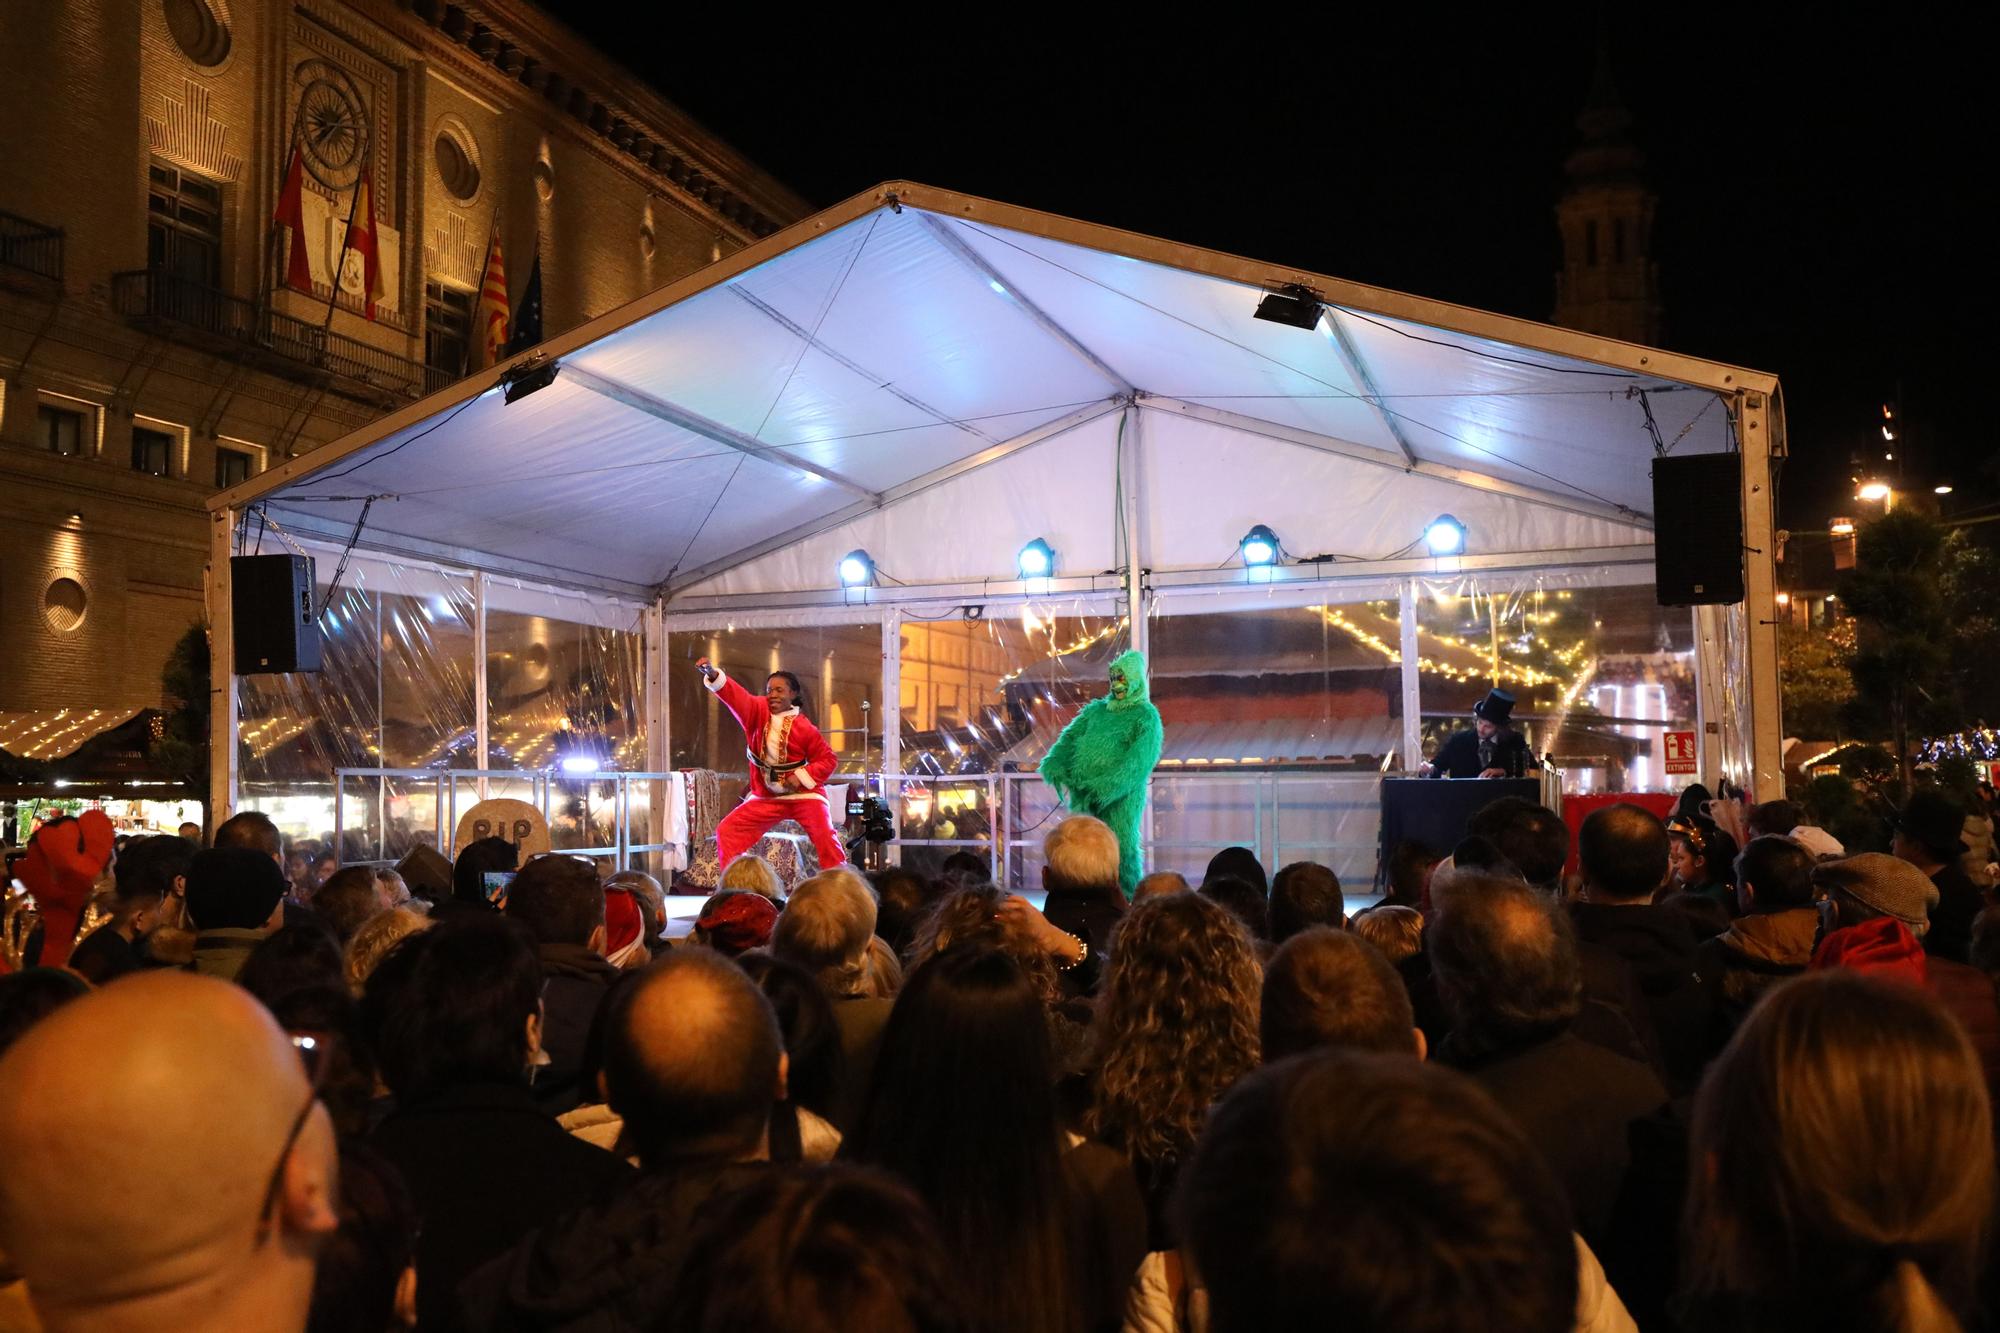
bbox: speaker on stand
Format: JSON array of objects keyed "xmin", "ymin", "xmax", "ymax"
[
  {"xmin": 231, "ymin": 554, "xmax": 323, "ymax": 673},
  {"xmin": 1652, "ymin": 453, "xmax": 1745, "ymax": 606}
]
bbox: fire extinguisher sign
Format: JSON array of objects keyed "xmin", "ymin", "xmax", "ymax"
[{"xmin": 1664, "ymin": 731, "xmax": 1698, "ymax": 775}]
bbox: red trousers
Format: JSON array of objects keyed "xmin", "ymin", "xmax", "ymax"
[{"xmin": 717, "ymin": 794, "xmax": 847, "ymax": 873}]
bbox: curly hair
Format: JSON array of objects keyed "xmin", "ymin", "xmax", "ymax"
[
  {"xmin": 905, "ymin": 885, "xmax": 1060, "ymax": 1006},
  {"xmin": 1087, "ymin": 891, "xmax": 1262, "ymax": 1165}
]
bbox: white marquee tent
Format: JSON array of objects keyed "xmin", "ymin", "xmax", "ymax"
[{"xmin": 209, "ymin": 182, "xmax": 1783, "ymax": 875}]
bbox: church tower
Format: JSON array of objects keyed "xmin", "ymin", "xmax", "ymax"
[{"xmin": 1551, "ymin": 47, "xmax": 1662, "ymax": 344}]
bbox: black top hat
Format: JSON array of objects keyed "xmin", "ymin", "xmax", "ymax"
[{"xmin": 1472, "ymin": 689, "xmax": 1516, "ymax": 725}]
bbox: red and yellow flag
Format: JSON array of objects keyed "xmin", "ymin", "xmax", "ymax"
[
  {"xmin": 345, "ymin": 164, "xmax": 385, "ymax": 320},
  {"xmin": 475, "ymin": 222, "xmax": 510, "ymax": 367}
]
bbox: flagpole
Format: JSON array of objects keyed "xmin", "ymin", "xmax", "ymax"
[
  {"xmin": 318, "ymin": 167, "xmax": 366, "ymax": 353},
  {"xmin": 462, "ymin": 215, "xmax": 497, "ymax": 378}
]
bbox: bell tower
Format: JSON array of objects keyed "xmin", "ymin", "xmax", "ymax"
[{"xmin": 1552, "ymin": 46, "xmax": 1662, "ymax": 344}]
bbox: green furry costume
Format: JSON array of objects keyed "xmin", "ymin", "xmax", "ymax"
[{"xmin": 1038, "ymin": 649, "xmax": 1163, "ymax": 896}]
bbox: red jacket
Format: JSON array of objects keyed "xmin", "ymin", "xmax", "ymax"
[{"xmin": 707, "ymin": 669, "xmax": 838, "ymax": 801}]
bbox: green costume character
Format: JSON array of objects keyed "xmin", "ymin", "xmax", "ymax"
[{"xmin": 1037, "ymin": 649, "xmax": 1164, "ymax": 896}]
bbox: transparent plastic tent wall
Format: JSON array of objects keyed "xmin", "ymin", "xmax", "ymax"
[{"xmin": 214, "ymin": 185, "xmax": 1773, "ymax": 891}]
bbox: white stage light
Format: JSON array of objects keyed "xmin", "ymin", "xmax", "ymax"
[
  {"xmin": 1017, "ymin": 538, "xmax": 1055, "ymax": 579},
  {"xmin": 838, "ymin": 550, "xmax": 876, "ymax": 588},
  {"xmin": 559, "ymin": 755, "xmax": 601, "ymax": 775},
  {"xmin": 1424, "ymin": 515, "xmax": 1467, "ymax": 556},
  {"xmin": 1239, "ymin": 525, "xmax": 1280, "ymax": 567}
]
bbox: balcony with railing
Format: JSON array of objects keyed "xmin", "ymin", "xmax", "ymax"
[
  {"xmin": 0, "ymin": 210, "xmax": 65, "ymax": 286},
  {"xmin": 111, "ymin": 268, "xmax": 451, "ymax": 403}
]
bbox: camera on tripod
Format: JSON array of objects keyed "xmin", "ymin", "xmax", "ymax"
[{"xmin": 844, "ymin": 792, "xmax": 896, "ymax": 869}]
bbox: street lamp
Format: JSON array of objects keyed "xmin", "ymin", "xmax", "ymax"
[{"xmin": 1857, "ymin": 481, "xmax": 1891, "ymax": 503}]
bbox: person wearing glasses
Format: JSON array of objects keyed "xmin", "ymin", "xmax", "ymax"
[{"xmin": 0, "ymin": 970, "xmax": 340, "ymax": 1331}]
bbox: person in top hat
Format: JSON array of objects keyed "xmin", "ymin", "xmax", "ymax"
[{"xmin": 1424, "ymin": 689, "xmax": 1532, "ymax": 780}]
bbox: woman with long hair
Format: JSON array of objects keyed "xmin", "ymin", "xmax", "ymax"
[
  {"xmin": 1086, "ymin": 890, "xmax": 1262, "ymax": 1246},
  {"xmin": 844, "ymin": 946, "xmax": 1143, "ymax": 1333},
  {"xmin": 1683, "ymin": 969, "xmax": 1993, "ymax": 1332}
]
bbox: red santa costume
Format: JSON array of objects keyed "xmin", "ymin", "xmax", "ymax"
[{"xmin": 706, "ymin": 667, "xmax": 846, "ymax": 871}]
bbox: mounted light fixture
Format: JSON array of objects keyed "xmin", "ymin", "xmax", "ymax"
[
  {"xmin": 1424, "ymin": 514, "xmax": 1468, "ymax": 556},
  {"xmin": 1239, "ymin": 525, "xmax": 1280, "ymax": 568},
  {"xmin": 1252, "ymin": 283, "xmax": 1325, "ymax": 331},
  {"xmin": 502, "ymin": 357, "xmax": 560, "ymax": 405},
  {"xmin": 838, "ymin": 549, "xmax": 876, "ymax": 588},
  {"xmin": 1017, "ymin": 537, "xmax": 1055, "ymax": 580}
]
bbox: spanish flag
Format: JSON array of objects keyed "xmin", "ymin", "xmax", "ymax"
[{"xmin": 346, "ymin": 164, "xmax": 385, "ymax": 320}]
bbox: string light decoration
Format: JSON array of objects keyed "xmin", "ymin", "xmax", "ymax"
[
  {"xmin": 997, "ymin": 616, "xmax": 1130, "ymax": 685},
  {"xmin": 1921, "ymin": 728, "xmax": 2000, "ymax": 763},
  {"xmin": 1311, "ymin": 600, "xmax": 1587, "ymax": 692}
]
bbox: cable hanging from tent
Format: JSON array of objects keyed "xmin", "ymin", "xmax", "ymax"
[
  {"xmin": 317, "ymin": 496, "xmax": 375, "ymax": 627},
  {"xmin": 1334, "ymin": 308, "xmax": 1646, "ymax": 379},
  {"xmin": 296, "ymin": 391, "xmax": 485, "ymax": 488}
]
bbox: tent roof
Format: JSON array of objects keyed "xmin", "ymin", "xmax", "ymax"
[{"xmin": 216, "ymin": 182, "xmax": 1776, "ymax": 603}]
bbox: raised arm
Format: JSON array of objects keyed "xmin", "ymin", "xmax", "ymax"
[{"xmin": 697, "ymin": 658, "xmax": 759, "ymax": 736}]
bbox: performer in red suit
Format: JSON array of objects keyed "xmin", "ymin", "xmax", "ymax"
[{"xmin": 697, "ymin": 657, "xmax": 846, "ymax": 872}]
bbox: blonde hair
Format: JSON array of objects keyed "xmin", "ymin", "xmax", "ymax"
[
  {"xmin": 772, "ymin": 868, "xmax": 878, "ymax": 998},
  {"xmin": 861, "ymin": 934, "xmax": 904, "ymax": 999},
  {"xmin": 1683, "ymin": 970, "xmax": 1992, "ymax": 1332},
  {"xmin": 1350, "ymin": 904, "xmax": 1424, "ymax": 965},
  {"xmin": 1044, "ymin": 815, "xmax": 1122, "ymax": 894},
  {"xmin": 344, "ymin": 907, "xmax": 432, "ymax": 994},
  {"xmin": 720, "ymin": 853, "xmax": 784, "ymax": 902}
]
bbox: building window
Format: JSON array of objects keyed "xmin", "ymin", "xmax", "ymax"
[
  {"xmin": 1613, "ymin": 219, "xmax": 1627, "ymax": 263},
  {"xmin": 425, "ymin": 280, "xmax": 474, "ymax": 377},
  {"xmin": 148, "ymin": 158, "xmax": 223, "ymax": 287},
  {"xmin": 1584, "ymin": 220, "xmax": 1598, "ymax": 267},
  {"xmin": 40, "ymin": 404, "xmax": 84, "ymax": 457},
  {"xmin": 215, "ymin": 445, "xmax": 253, "ymax": 489},
  {"xmin": 133, "ymin": 426, "xmax": 174, "ymax": 476}
]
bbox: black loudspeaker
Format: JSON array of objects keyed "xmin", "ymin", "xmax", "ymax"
[
  {"xmin": 1653, "ymin": 453, "xmax": 1745, "ymax": 606},
  {"xmin": 231, "ymin": 554, "xmax": 322, "ymax": 673}
]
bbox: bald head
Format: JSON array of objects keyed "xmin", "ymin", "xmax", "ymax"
[
  {"xmin": 1578, "ymin": 803, "xmax": 1670, "ymax": 903},
  {"xmin": 603, "ymin": 951, "xmax": 783, "ymax": 1168},
  {"xmin": 0, "ymin": 971, "xmax": 337, "ymax": 1330},
  {"xmin": 1430, "ymin": 875, "xmax": 1584, "ymax": 1051}
]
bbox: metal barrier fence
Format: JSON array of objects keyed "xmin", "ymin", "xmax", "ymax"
[{"xmin": 327, "ymin": 768, "xmax": 681, "ymax": 869}]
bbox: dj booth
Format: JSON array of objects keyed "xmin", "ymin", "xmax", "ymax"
[{"xmin": 1377, "ymin": 776, "xmax": 1545, "ymax": 865}]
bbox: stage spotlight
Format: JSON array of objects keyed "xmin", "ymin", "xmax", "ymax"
[
  {"xmin": 1424, "ymin": 515, "xmax": 1467, "ymax": 556},
  {"xmin": 559, "ymin": 755, "xmax": 601, "ymax": 775},
  {"xmin": 502, "ymin": 358, "xmax": 560, "ymax": 404},
  {"xmin": 838, "ymin": 549, "xmax": 877, "ymax": 588},
  {"xmin": 1017, "ymin": 538, "xmax": 1055, "ymax": 579},
  {"xmin": 1252, "ymin": 284, "xmax": 1325, "ymax": 330},
  {"xmin": 1239, "ymin": 525, "xmax": 1280, "ymax": 567}
]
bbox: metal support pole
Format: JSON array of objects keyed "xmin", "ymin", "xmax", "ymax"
[
  {"xmin": 880, "ymin": 608, "xmax": 902, "ymax": 866},
  {"xmin": 473, "ymin": 570, "xmax": 489, "ymax": 800},
  {"xmin": 1399, "ymin": 578, "xmax": 1422, "ymax": 772},
  {"xmin": 644, "ymin": 600, "xmax": 669, "ymax": 871},
  {"xmin": 1737, "ymin": 391, "xmax": 1785, "ymax": 800},
  {"xmin": 205, "ymin": 507, "xmax": 240, "ymax": 829},
  {"xmin": 1119, "ymin": 406, "xmax": 1152, "ymax": 870}
]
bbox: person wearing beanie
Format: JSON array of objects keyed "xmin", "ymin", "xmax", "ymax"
[
  {"xmin": 184, "ymin": 846, "xmax": 290, "ymax": 981},
  {"xmin": 693, "ymin": 890, "xmax": 780, "ymax": 957},
  {"xmin": 604, "ymin": 886, "xmax": 649, "ymax": 969},
  {"xmin": 1812, "ymin": 852, "xmax": 2000, "ymax": 1098},
  {"xmin": 1893, "ymin": 788, "xmax": 1983, "ymax": 964}
]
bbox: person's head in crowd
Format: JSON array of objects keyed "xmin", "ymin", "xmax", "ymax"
[
  {"xmin": 344, "ymin": 907, "xmax": 431, "ymax": 995},
  {"xmin": 1180, "ymin": 1052, "xmax": 1577, "ymax": 1333},
  {"xmin": 1466, "ymin": 797, "xmax": 1570, "ymax": 892},
  {"xmin": 394, "ymin": 845, "xmax": 453, "ymax": 905},
  {"xmin": 1667, "ymin": 816, "xmax": 1737, "ymax": 892},
  {"xmin": 1813, "ymin": 853, "xmax": 1939, "ymax": 940},
  {"xmin": 0, "ymin": 968, "xmax": 89, "ymax": 1061},
  {"xmin": 177, "ymin": 820, "xmax": 203, "ymax": 844},
  {"xmin": 1747, "ymin": 799, "xmax": 1803, "ymax": 839},
  {"xmin": 602, "ymin": 884, "xmax": 647, "ymax": 968},
  {"xmin": 936, "ymin": 849, "xmax": 991, "ymax": 889},
  {"xmin": 372, "ymin": 867, "xmax": 411, "ymax": 910},
  {"xmin": 313, "ymin": 855, "xmax": 339, "ymax": 891},
  {"xmin": 287, "ymin": 849, "xmax": 312, "ymax": 890},
  {"xmin": 734, "ymin": 952, "xmax": 847, "ymax": 1160},
  {"xmin": 1204, "ymin": 845, "xmax": 1269, "ymax": 897},
  {"xmin": 109, "ymin": 831, "xmax": 196, "ymax": 934},
  {"xmin": 693, "ymin": 889, "xmax": 780, "ymax": 957},
  {"xmin": 1088, "ymin": 890, "xmax": 1263, "ymax": 1168},
  {"xmin": 1042, "ymin": 815, "xmax": 1125, "ymax": 910},
  {"xmin": 1385, "ymin": 839, "xmax": 1443, "ymax": 908},
  {"xmin": 662, "ymin": 1166, "xmax": 969, "ymax": 1333},
  {"xmin": 602, "ymin": 948, "xmax": 784, "ymax": 1169},
  {"xmin": 1133, "ymin": 870, "xmax": 1190, "ymax": 902},
  {"xmin": 185, "ymin": 845, "xmax": 289, "ymax": 933},
  {"xmin": 1261, "ymin": 928, "xmax": 1422, "ymax": 1062},
  {"xmin": 265, "ymin": 984, "xmax": 378, "ymax": 1144},
  {"xmin": 861, "ymin": 934, "xmax": 904, "ymax": 999},
  {"xmin": 307, "ymin": 1143, "xmax": 418, "ymax": 1333},
  {"xmin": 450, "ymin": 835, "xmax": 519, "ymax": 909},
  {"xmin": 1578, "ymin": 802, "xmax": 1670, "ymax": 903},
  {"xmin": 1670, "ymin": 782, "xmax": 1715, "ymax": 826},
  {"xmin": 362, "ymin": 915, "xmax": 544, "ymax": 1104},
  {"xmin": 1893, "ymin": 788, "xmax": 1971, "ymax": 873},
  {"xmin": 0, "ymin": 971, "xmax": 339, "ymax": 1331},
  {"xmin": 774, "ymin": 868, "xmax": 880, "ymax": 999},
  {"xmin": 606, "ymin": 870, "xmax": 668, "ymax": 955},
  {"xmin": 719, "ymin": 852, "xmax": 784, "ymax": 903},
  {"xmin": 1432, "ymin": 834, "xmax": 1521, "ymax": 902},
  {"xmin": 1348, "ymin": 903, "xmax": 1425, "ymax": 965},
  {"xmin": 1201, "ymin": 874, "xmax": 1270, "ymax": 942},
  {"xmin": 905, "ymin": 884, "xmax": 1061, "ymax": 1006},
  {"xmin": 846, "ymin": 947, "xmax": 1075, "ymax": 1333},
  {"xmin": 313, "ymin": 865, "xmax": 390, "ymax": 944},
  {"xmin": 1269, "ymin": 861, "xmax": 1344, "ymax": 942},
  {"xmin": 1733, "ymin": 834, "xmax": 1816, "ymax": 917},
  {"xmin": 869, "ymin": 865, "xmax": 936, "ymax": 956},
  {"xmin": 1684, "ymin": 970, "xmax": 1992, "ymax": 1330},
  {"xmin": 504, "ymin": 853, "xmax": 605, "ymax": 953},
  {"xmin": 214, "ymin": 809, "xmax": 284, "ymax": 865},
  {"xmin": 1430, "ymin": 874, "xmax": 1582, "ymax": 1057},
  {"xmin": 238, "ymin": 920, "xmax": 347, "ymax": 1012}
]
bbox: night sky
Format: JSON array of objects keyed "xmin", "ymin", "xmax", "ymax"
[{"xmin": 540, "ymin": 8, "xmax": 1980, "ymax": 528}]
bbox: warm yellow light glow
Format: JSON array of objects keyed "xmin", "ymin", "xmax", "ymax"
[
  {"xmin": 1830, "ymin": 517, "xmax": 1856, "ymax": 535},
  {"xmin": 1776, "ymin": 592, "xmax": 1791, "ymax": 606},
  {"xmin": 1858, "ymin": 482, "xmax": 1891, "ymax": 502}
]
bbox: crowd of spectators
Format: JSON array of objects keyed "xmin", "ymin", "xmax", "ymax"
[{"xmin": 4, "ymin": 784, "xmax": 2000, "ymax": 1332}]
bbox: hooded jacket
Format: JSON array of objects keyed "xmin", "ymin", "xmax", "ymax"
[
  {"xmin": 1698, "ymin": 906, "xmax": 1818, "ymax": 1032},
  {"xmin": 1811, "ymin": 917, "xmax": 2000, "ymax": 1100}
]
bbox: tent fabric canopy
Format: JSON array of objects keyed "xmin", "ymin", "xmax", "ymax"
[{"xmin": 218, "ymin": 182, "xmax": 1770, "ymax": 607}]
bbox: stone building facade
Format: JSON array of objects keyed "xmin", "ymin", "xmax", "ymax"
[
  {"xmin": 0, "ymin": 0, "xmax": 806, "ymax": 736},
  {"xmin": 1550, "ymin": 50, "xmax": 1661, "ymax": 346}
]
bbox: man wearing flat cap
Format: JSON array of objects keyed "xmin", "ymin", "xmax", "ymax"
[
  {"xmin": 1893, "ymin": 788, "xmax": 1984, "ymax": 964},
  {"xmin": 1424, "ymin": 689, "xmax": 1532, "ymax": 780}
]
